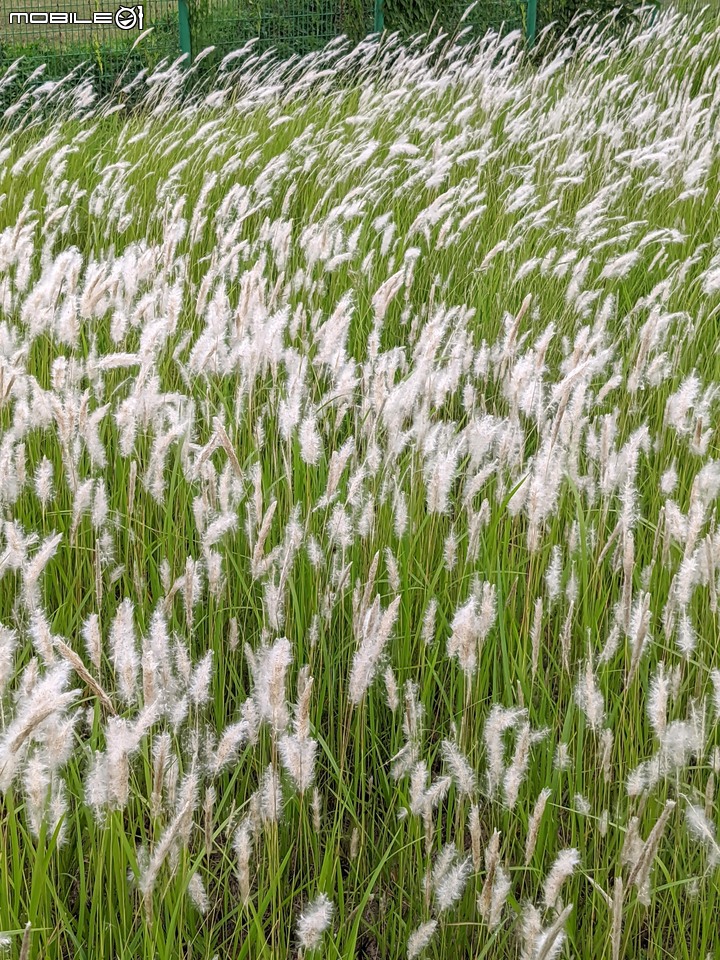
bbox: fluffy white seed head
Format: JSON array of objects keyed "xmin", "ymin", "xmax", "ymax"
[
  {"xmin": 407, "ymin": 920, "xmax": 437, "ymax": 960},
  {"xmin": 296, "ymin": 893, "xmax": 334, "ymax": 950},
  {"xmin": 109, "ymin": 599, "xmax": 139, "ymax": 704},
  {"xmin": 543, "ymin": 848, "xmax": 580, "ymax": 911}
]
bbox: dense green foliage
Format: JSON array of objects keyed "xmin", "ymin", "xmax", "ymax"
[
  {"xmin": 535, "ymin": 0, "xmax": 655, "ymax": 34},
  {"xmin": 384, "ymin": 0, "xmax": 522, "ymax": 35}
]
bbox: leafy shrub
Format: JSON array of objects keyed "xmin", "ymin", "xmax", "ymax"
[
  {"xmin": 384, "ymin": 0, "xmax": 523, "ymax": 36},
  {"xmin": 536, "ymin": 0, "xmax": 666, "ymax": 41}
]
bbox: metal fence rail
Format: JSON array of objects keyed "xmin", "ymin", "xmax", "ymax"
[{"xmin": 0, "ymin": 0, "xmax": 538, "ymax": 92}]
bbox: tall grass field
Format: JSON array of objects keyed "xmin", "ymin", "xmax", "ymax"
[{"xmin": 1, "ymin": 5, "xmax": 720, "ymax": 958}]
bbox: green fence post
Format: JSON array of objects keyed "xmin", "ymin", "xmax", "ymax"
[
  {"xmin": 178, "ymin": 0, "xmax": 192, "ymax": 65},
  {"xmin": 374, "ymin": 0, "xmax": 384, "ymax": 33},
  {"xmin": 526, "ymin": 0, "xmax": 537, "ymax": 47}
]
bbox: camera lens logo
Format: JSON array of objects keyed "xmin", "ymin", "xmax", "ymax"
[{"xmin": 114, "ymin": 4, "xmax": 144, "ymax": 29}]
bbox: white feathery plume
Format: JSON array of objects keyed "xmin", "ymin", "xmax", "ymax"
[
  {"xmin": 187, "ymin": 873, "xmax": 208, "ymax": 914},
  {"xmin": 259, "ymin": 763, "xmax": 282, "ymax": 823},
  {"xmin": 530, "ymin": 597, "xmax": 543, "ymax": 678},
  {"xmin": 421, "ymin": 597, "xmax": 437, "ymax": 646},
  {"xmin": 441, "ymin": 739, "xmax": 476, "ymax": 796},
  {"xmin": 50, "ymin": 632, "xmax": 114, "ymax": 714},
  {"xmin": 384, "ymin": 666, "xmax": 400, "ymax": 712},
  {"xmin": 138, "ymin": 771, "xmax": 199, "ymax": 918},
  {"xmin": 532, "ymin": 902, "xmax": 574, "ymax": 960},
  {"xmin": 151, "ymin": 732, "xmax": 171, "ymax": 819},
  {"xmin": 348, "ymin": 595, "xmax": 401, "ymax": 706},
  {"xmin": 447, "ymin": 582, "xmax": 496, "ymax": 680},
  {"xmin": 0, "ymin": 623, "xmax": 17, "ymax": 695},
  {"xmin": 543, "ymin": 848, "xmax": 580, "ymax": 911},
  {"xmin": 91, "ymin": 480, "xmax": 109, "ymax": 529},
  {"xmin": 22, "ymin": 530, "xmax": 62, "ymax": 611},
  {"xmin": 478, "ymin": 829, "xmax": 501, "ymax": 920},
  {"xmin": 296, "ymin": 893, "xmax": 334, "ymax": 951},
  {"xmin": 234, "ymin": 817, "xmax": 253, "ymax": 905},
  {"xmin": 574, "ymin": 657, "xmax": 605, "ymax": 733},
  {"xmin": 407, "ymin": 920, "xmax": 437, "ymax": 960},
  {"xmin": 627, "ymin": 799, "xmax": 676, "ymax": 904},
  {"xmin": 487, "ymin": 863, "xmax": 511, "ymax": 930},
  {"xmin": 433, "ymin": 844, "xmax": 472, "ymax": 912},
  {"xmin": 210, "ymin": 721, "xmax": 249, "ymax": 775},
  {"xmin": 299, "ymin": 414, "xmax": 323, "ymax": 465},
  {"xmin": 28, "ymin": 610, "xmax": 56, "ymax": 664},
  {"xmin": 469, "ymin": 803, "xmax": 482, "ymax": 870},
  {"xmin": 676, "ymin": 611, "xmax": 696, "ymax": 659},
  {"xmin": 525, "ymin": 788, "xmax": 552, "ymax": 864},
  {"xmin": 600, "ymin": 728, "xmax": 614, "ymax": 783},
  {"xmin": 34, "ymin": 457, "xmax": 54, "ymax": 508},
  {"xmin": 279, "ymin": 732, "xmax": 317, "ymax": 795},
  {"xmin": 188, "ymin": 651, "xmax": 213, "ymax": 706},
  {"xmin": 483, "ymin": 705, "xmax": 526, "ymax": 796},
  {"xmin": 248, "ymin": 636, "xmax": 292, "ymax": 736},
  {"xmin": 82, "ymin": 613, "xmax": 102, "ymax": 674},
  {"xmin": 647, "ymin": 662, "xmax": 669, "ymax": 740},
  {"xmin": 109, "ymin": 599, "xmax": 139, "ymax": 704},
  {"xmin": 545, "ymin": 545, "xmax": 562, "ymax": 604},
  {"xmin": 683, "ymin": 801, "xmax": 720, "ymax": 868},
  {"xmin": 70, "ymin": 479, "xmax": 95, "ymax": 537},
  {"xmin": 201, "ymin": 512, "xmax": 237, "ymax": 551},
  {"xmin": 385, "ymin": 546, "xmax": 401, "ymax": 592},
  {"xmin": 0, "ymin": 662, "xmax": 79, "ymax": 792},
  {"xmin": 503, "ymin": 721, "xmax": 546, "ymax": 810},
  {"xmin": 711, "ymin": 669, "xmax": 720, "ymax": 717}
]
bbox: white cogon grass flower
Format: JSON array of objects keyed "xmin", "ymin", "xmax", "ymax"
[
  {"xmin": 433, "ymin": 844, "xmax": 472, "ymax": 912},
  {"xmin": 109, "ymin": 598, "xmax": 139, "ymax": 704},
  {"xmin": 543, "ymin": 848, "xmax": 580, "ymax": 911},
  {"xmin": 683, "ymin": 801, "xmax": 720, "ymax": 868},
  {"xmin": 407, "ymin": 919, "xmax": 437, "ymax": 959},
  {"xmin": 296, "ymin": 893, "xmax": 333, "ymax": 951}
]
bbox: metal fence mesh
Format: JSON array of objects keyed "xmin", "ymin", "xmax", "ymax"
[
  {"xmin": 0, "ymin": 0, "xmax": 531, "ymax": 94},
  {"xmin": 191, "ymin": 0, "xmax": 375, "ymax": 63},
  {"xmin": 458, "ymin": 0, "xmax": 526, "ymax": 35},
  {"xmin": 0, "ymin": 0, "xmax": 180, "ymax": 89}
]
